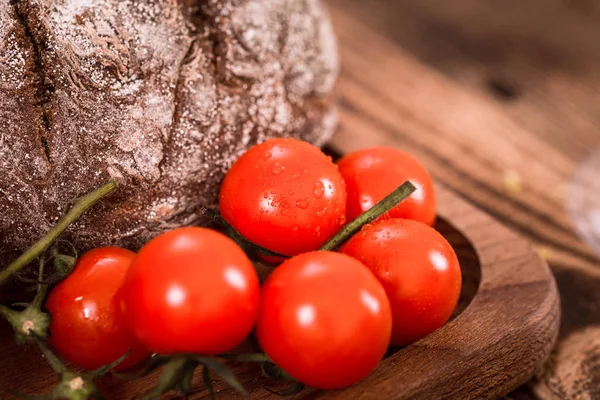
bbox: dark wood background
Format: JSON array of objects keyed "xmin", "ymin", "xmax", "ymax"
[{"xmin": 326, "ymin": 1, "xmax": 600, "ymax": 399}]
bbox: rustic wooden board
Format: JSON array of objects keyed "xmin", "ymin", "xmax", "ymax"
[
  {"xmin": 0, "ymin": 182, "xmax": 559, "ymax": 399},
  {"xmin": 325, "ymin": 2, "xmax": 600, "ymax": 399},
  {"xmin": 0, "ymin": 2, "xmax": 571, "ymax": 398}
]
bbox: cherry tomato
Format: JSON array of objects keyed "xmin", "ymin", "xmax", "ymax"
[
  {"xmin": 121, "ymin": 227, "xmax": 260, "ymax": 355},
  {"xmin": 220, "ymin": 138, "xmax": 347, "ymax": 258},
  {"xmin": 340, "ymin": 219, "xmax": 461, "ymax": 346},
  {"xmin": 337, "ymin": 147, "xmax": 436, "ymax": 225},
  {"xmin": 256, "ymin": 251, "xmax": 392, "ymax": 389},
  {"xmin": 45, "ymin": 247, "xmax": 150, "ymax": 371}
]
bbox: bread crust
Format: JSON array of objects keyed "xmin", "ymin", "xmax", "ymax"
[{"xmin": 0, "ymin": 0, "xmax": 338, "ymax": 259}]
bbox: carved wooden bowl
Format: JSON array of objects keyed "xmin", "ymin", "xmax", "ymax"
[{"xmin": 0, "ymin": 179, "xmax": 559, "ymax": 399}]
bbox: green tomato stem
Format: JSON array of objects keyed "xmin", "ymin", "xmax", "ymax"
[
  {"xmin": 30, "ymin": 255, "xmax": 48, "ymax": 309},
  {"xmin": 320, "ymin": 180, "xmax": 417, "ymax": 251},
  {"xmin": 89, "ymin": 350, "xmax": 132, "ymax": 380},
  {"xmin": 32, "ymin": 331, "xmax": 67, "ymax": 374},
  {"xmin": 0, "ymin": 179, "xmax": 119, "ymax": 286}
]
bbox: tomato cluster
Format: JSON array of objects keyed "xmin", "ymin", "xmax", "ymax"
[{"xmin": 44, "ymin": 138, "xmax": 461, "ymax": 392}]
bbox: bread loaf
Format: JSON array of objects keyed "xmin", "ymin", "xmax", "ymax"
[{"xmin": 0, "ymin": 0, "xmax": 338, "ymax": 260}]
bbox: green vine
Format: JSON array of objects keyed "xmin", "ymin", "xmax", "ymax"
[{"xmin": 0, "ymin": 180, "xmax": 118, "ymax": 286}]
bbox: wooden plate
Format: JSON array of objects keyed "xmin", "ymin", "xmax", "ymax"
[{"xmin": 0, "ymin": 179, "xmax": 559, "ymax": 399}]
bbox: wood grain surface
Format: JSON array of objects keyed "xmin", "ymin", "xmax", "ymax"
[
  {"xmin": 326, "ymin": 1, "xmax": 600, "ymax": 399},
  {"xmin": 0, "ymin": 1, "xmax": 593, "ymax": 399},
  {"xmin": 0, "ymin": 185, "xmax": 559, "ymax": 400}
]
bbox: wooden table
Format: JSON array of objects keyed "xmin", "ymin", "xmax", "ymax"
[
  {"xmin": 0, "ymin": 2, "xmax": 596, "ymax": 399},
  {"xmin": 326, "ymin": 1, "xmax": 600, "ymax": 399}
]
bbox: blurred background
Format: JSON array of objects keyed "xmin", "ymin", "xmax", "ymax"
[{"xmin": 326, "ymin": 1, "xmax": 600, "ymax": 398}]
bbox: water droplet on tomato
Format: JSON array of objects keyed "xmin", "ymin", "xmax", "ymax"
[
  {"xmin": 273, "ymin": 163, "xmax": 282, "ymax": 175},
  {"xmin": 262, "ymin": 152, "xmax": 272, "ymax": 161},
  {"xmin": 288, "ymin": 189, "xmax": 295, "ymax": 196},
  {"xmin": 292, "ymin": 226, "xmax": 299, "ymax": 232},
  {"xmin": 315, "ymin": 226, "xmax": 321, "ymax": 236},
  {"xmin": 296, "ymin": 198, "xmax": 310, "ymax": 209},
  {"xmin": 263, "ymin": 192, "xmax": 269, "ymax": 199},
  {"xmin": 314, "ymin": 181, "xmax": 325, "ymax": 199}
]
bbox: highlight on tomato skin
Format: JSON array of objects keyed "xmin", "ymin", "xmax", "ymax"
[
  {"xmin": 120, "ymin": 227, "xmax": 260, "ymax": 356},
  {"xmin": 45, "ymin": 247, "xmax": 151, "ymax": 371},
  {"xmin": 337, "ymin": 147, "xmax": 436, "ymax": 226},
  {"xmin": 340, "ymin": 218, "xmax": 462, "ymax": 346},
  {"xmin": 256, "ymin": 251, "xmax": 392, "ymax": 390},
  {"xmin": 219, "ymin": 138, "xmax": 347, "ymax": 260}
]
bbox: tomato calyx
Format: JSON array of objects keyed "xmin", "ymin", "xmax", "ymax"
[
  {"xmin": 15, "ymin": 332, "xmax": 130, "ymax": 400},
  {"xmin": 137, "ymin": 356, "xmax": 202, "ymax": 400},
  {"xmin": 0, "ymin": 303, "xmax": 50, "ymax": 345},
  {"xmin": 320, "ymin": 180, "xmax": 416, "ymax": 251},
  {"xmin": 14, "ymin": 243, "xmax": 79, "ymax": 288},
  {"xmin": 49, "ymin": 243, "xmax": 78, "ymax": 280},
  {"xmin": 0, "ymin": 256, "xmax": 51, "ymax": 343},
  {"xmin": 201, "ymin": 206, "xmax": 290, "ymax": 261},
  {"xmin": 0, "ymin": 300, "xmax": 50, "ymax": 345},
  {"xmin": 222, "ymin": 353, "xmax": 304, "ymax": 396},
  {"xmin": 124, "ymin": 354, "xmax": 247, "ymax": 400},
  {"xmin": 1, "ymin": 240, "xmax": 88, "ymax": 345},
  {"xmin": 117, "ymin": 350, "xmax": 299, "ymax": 400}
]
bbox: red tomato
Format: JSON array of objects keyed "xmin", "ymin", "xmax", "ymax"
[
  {"xmin": 337, "ymin": 147, "xmax": 436, "ymax": 225},
  {"xmin": 340, "ymin": 219, "xmax": 462, "ymax": 346},
  {"xmin": 220, "ymin": 138, "xmax": 347, "ymax": 258},
  {"xmin": 121, "ymin": 227, "xmax": 260, "ymax": 355},
  {"xmin": 45, "ymin": 247, "xmax": 150, "ymax": 371},
  {"xmin": 257, "ymin": 251, "xmax": 392, "ymax": 389}
]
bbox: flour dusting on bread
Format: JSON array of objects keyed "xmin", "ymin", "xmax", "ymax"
[{"xmin": 0, "ymin": 0, "xmax": 339, "ymax": 258}]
